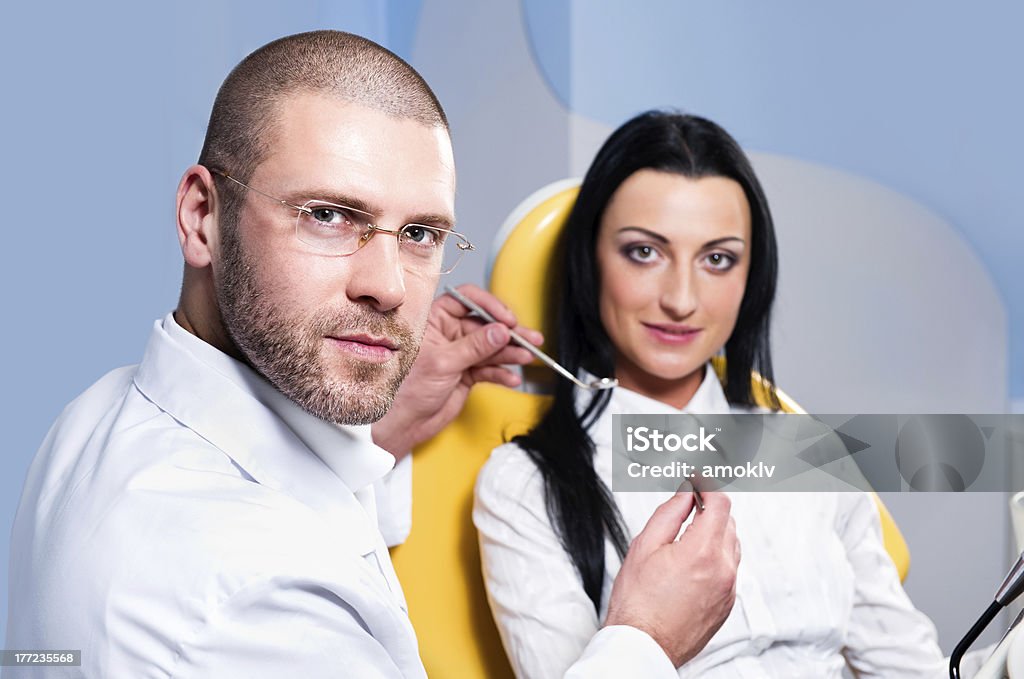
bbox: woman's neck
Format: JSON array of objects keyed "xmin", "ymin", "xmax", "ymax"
[{"xmin": 612, "ymin": 359, "xmax": 707, "ymax": 410}]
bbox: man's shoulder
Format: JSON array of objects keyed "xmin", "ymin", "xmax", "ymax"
[
  {"xmin": 56, "ymin": 363, "xmax": 139, "ymax": 421},
  {"xmin": 14, "ymin": 354, "xmax": 389, "ymax": 646},
  {"xmin": 44, "ymin": 362, "xmax": 155, "ymax": 452},
  {"xmin": 25, "ymin": 360, "xmax": 354, "ymax": 569},
  {"xmin": 9, "ymin": 442, "xmax": 386, "ymax": 676},
  {"xmin": 16, "ymin": 396, "xmax": 370, "ymax": 621},
  {"xmin": 33, "ymin": 361, "xmax": 233, "ymax": 496}
]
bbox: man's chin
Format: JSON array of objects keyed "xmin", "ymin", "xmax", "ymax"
[
  {"xmin": 315, "ymin": 369, "xmax": 404, "ymax": 425},
  {"xmin": 297, "ymin": 388, "xmax": 395, "ymax": 426}
]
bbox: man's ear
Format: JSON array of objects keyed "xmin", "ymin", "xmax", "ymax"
[{"xmin": 177, "ymin": 165, "xmax": 220, "ymax": 268}]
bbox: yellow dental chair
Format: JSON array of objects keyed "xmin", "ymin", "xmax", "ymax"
[{"xmin": 389, "ymin": 180, "xmax": 911, "ymax": 679}]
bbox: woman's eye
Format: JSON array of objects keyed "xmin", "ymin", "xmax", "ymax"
[
  {"xmin": 625, "ymin": 244, "xmax": 659, "ymax": 263},
  {"xmin": 705, "ymin": 252, "xmax": 736, "ymax": 271}
]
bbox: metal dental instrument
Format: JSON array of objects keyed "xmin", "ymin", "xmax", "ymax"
[
  {"xmin": 950, "ymin": 550, "xmax": 1024, "ymax": 678},
  {"xmin": 443, "ymin": 285, "xmax": 617, "ymax": 391}
]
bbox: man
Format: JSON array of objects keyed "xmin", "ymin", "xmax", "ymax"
[{"xmin": 5, "ymin": 31, "xmax": 738, "ymax": 677}]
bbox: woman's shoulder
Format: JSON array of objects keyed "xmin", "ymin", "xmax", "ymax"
[
  {"xmin": 485, "ymin": 439, "xmax": 538, "ymax": 468},
  {"xmin": 476, "ymin": 440, "xmax": 544, "ymax": 499},
  {"xmin": 474, "ymin": 440, "xmax": 556, "ymax": 531}
]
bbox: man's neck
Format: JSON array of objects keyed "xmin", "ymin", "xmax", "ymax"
[{"xmin": 174, "ymin": 275, "xmax": 246, "ymax": 363}]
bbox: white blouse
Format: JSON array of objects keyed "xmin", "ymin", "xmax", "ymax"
[{"xmin": 473, "ymin": 365, "xmax": 946, "ymax": 678}]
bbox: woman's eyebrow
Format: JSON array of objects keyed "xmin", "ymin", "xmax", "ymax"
[
  {"xmin": 703, "ymin": 236, "xmax": 746, "ymax": 248},
  {"xmin": 616, "ymin": 229, "xmax": 746, "ymax": 249},
  {"xmin": 617, "ymin": 226, "xmax": 669, "ymax": 243}
]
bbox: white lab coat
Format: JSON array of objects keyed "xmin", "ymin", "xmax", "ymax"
[{"xmin": 5, "ymin": 315, "xmax": 679, "ymax": 678}]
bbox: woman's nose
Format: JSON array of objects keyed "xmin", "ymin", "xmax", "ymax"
[{"xmin": 659, "ymin": 265, "xmax": 698, "ymax": 319}]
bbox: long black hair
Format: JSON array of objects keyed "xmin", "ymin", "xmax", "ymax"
[{"xmin": 513, "ymin": 111, "xmax": 779, "ymax": 611}]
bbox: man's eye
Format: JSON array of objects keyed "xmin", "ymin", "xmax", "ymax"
[
  {"xmin": 402, "ymin": 225, "xmax": 442, "ymax": 246},
  {"xmin": 310, "ymin": 207, "xmax": 349, "ymax": 226}
]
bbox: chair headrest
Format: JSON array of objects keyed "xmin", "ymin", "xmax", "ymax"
[{"xmin": 487, "ymin": 179, "xmax": 581, "ymax": 355}]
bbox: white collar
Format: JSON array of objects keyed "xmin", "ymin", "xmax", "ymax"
[
  {"xmin": 582, "ymin": 364, "xmax": 732, "ymax": 454},
  {"xmin": 160, "ymin": 312, "xmax": 395, "ymax": 493},
  {"xmin": 608, "ymin": 363, "xmax": 731, "ymax": 415},
  {"xmin": 578, "ymin": 363, "xmax": 731, "ymax": 417}
]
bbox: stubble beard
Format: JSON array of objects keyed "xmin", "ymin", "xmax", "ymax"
[{"xmin": 215, "ymin": 222, "xmax": 421, "ymax": 425}]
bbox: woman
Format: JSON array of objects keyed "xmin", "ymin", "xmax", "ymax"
[{"xmin": 473, "ymin": 111, "xmax": 945, "ymax": 677}]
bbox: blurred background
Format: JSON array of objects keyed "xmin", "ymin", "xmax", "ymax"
[{"xmin": 2, "ymin": 0, "xmax": 1021, "ymax": 654}]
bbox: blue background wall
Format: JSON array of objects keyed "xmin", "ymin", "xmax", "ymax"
[{"xmin": 2, "ymin": 0, "xmax": 1019, "ymax": 655}]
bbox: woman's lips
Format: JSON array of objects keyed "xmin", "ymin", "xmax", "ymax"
[
  {"xmin": 325, "ymin": 334, "xmax": 398, "ymax": 363},
  {"xmin": 642, "ymin": 322, "xmax": 702, "ymax": 345}
]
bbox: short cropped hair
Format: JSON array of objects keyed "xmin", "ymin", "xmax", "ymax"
[{"xmin": 198, "ymin": 30, "xmax": 448, "ymax": 225}]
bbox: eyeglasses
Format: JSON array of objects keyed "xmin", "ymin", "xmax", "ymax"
[{"xmin": 209, "ymin": 168, "xmax": 474, "ymax": 275}]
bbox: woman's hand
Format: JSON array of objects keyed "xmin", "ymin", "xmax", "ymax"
[{"xmin": 604, "ymin": 490, "xmax": 740, "ymax": 668}]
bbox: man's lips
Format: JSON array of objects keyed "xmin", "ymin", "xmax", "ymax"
[
  {"xmin": 329, "ymin": 333, "xmax": 399, "ymax": 350},
  {"xmin": 325, "ymin": 333, "xmax": 400, "ymax": 362},
  {"xmin": 642, "ymin": 322, "xmax": 702, "ymax": 345}
]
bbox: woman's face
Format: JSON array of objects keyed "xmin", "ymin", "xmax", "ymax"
[{"xmin": 596, "ymin": 169, "xmax": 752, "ymax": 406}]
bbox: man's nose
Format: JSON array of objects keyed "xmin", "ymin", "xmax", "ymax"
[{"xmin": 344, "ymin": 229, "xmax": 406, "ymax": 311}]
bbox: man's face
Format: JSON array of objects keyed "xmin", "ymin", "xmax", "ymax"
[{"xmin": 214, "ymin": 93, "xmax": 456, "ymax": 425}]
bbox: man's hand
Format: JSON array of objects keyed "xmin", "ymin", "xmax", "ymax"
[
  {"xmin": 372, "ymin": 284, "xmax": 543, "ymax": 457},
  {"xmin": 604, "ymin": 491, "xmax": 740, "ymax": 668}
]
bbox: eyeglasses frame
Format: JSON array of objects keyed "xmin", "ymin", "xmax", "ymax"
[{"xmin": 207, "ymin": 167, "xmax": 474, "ymax": 274}]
